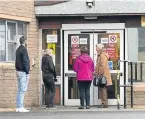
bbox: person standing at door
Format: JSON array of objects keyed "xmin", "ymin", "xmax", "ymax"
[
  {"xmin": 41, "ymin": 49, "xmax": 57, "ymax": 109},
  {"xmin": 73, "ymin": 46, "xmax": 94, "ymax": 109},
  {"xmin": 15, "ymin": 36, "xmax": 30, "ymax": 112},
  {"xmin": 95, "ymin": 44, "xmax": 112, "ymax": 108}
]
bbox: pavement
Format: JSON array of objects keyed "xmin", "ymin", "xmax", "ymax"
[
  {"xmin": 1, "ymin": 107, "xmax": 145, "ymax": 119},
  {"xmin": 1, "ymin": 106, "xmax": 145, "ymax": 112}
]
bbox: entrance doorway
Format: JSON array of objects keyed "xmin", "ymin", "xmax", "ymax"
[{"xmin": 62, "ymin": 24, "xmax": 125, "ymax": 106}]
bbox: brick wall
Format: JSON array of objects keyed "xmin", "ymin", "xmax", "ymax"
[
  {"xmin": 0, "ymin": 0, "xmax": 40, "ymax": 108},
  {"xmin": 127, "ymin": 84, "xmax": 145, "ymax": 107}
]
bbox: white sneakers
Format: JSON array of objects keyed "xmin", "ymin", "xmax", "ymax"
[{"xmin": 16, "ymin": 107, "xmax": 30, "ymax": 112}]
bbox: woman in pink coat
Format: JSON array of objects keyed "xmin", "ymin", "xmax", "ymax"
[{"xmin": 73, "ymin": 46, "xmax": 94, "ymax": 109}]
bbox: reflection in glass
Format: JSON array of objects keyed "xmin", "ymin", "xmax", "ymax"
[
  {"xmin": 68, "ymin": 77, "xmax": 79, "ymax": 99},
  {"xmin": 8, "ymin": 43, "xmax": 16, "ymax": 61},
  {"xmin": 68, "ymin": 34, "xmax": 90, "ymax": 70},
  {"xmin": 98, "ymin": 33, "xmax": 120, "ymax": 70},
  {"xmin": 42, "ymin": 29, "xmax": 61, "ymax": 76},
  {"xmin": 0, "ymin": 32, "xmax": 5, "ymax": 61},
  {"xmin": 7, "ymin": 22, "xmax": 16, "ymax": 41},
  {"xmin": 98, "ymin": 74, "xmax": 120, "ymax": 99}
]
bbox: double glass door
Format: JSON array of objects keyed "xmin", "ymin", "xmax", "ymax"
[{"xmin": 64, "ymin": 30, "xmax": 124, "ymax": 106}]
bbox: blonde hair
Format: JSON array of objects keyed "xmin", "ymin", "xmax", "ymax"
[{"xmin": 96, "ymin": 44, "xmax": 104, "ymax": 51}]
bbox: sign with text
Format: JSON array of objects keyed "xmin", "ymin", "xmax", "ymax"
[
  {"xmin": 101, "ymin": 38, "xmax": 108, "ymax": 44},
  {"xmin": 47, "ymin": 35, "xmax": 57, "ymax": 43},
  {"xmin": 80, "ymin": 38, "xmax": 87, "ymax": 44},
  {"xmin": 104, "ymin": 47, "xmax": 116, "ymax": 59},
  {"xmin": 72, "ymin": 47, "xmax": 80, "ymax": 59}
]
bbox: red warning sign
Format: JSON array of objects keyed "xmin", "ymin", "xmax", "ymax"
[
  {"xmin": 71, "ymin": 36, "xmax": 79, "ymax": 45},
  {"xmin": 109, "ymin": 35, "xmax": 117, "ymax": 43}
]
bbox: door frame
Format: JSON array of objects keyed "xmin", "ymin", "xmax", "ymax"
[
  {"xmin": 92, "ymin": 30, "xmax": 124, "ymax": 105},
  {"xmin": 61, "ymin": 23, "xmax": 126, "ymax": 106}
]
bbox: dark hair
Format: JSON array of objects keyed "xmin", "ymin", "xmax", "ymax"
[
  {"xmin": 80, "ymin": 46, "xmax": 88, "ymax": 54},
  {"xmin": 19, "ymin": 36, "xmax": 26, "ymax": 45}
]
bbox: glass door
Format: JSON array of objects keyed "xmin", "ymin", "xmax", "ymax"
[
  {"xmin": 64, "ymin": 30, "xmax": 92, "ymax": 106},
  {"xmin": 92, "ymin": 30, "xmax": 124, "ymax": 106},
  {"xmin": 64, "ymin": 30, "xmax": 124, "ymax": 106}
]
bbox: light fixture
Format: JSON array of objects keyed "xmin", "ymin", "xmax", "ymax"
[{"xmin": 86, "ymin": 0, "xmax": 95, "ymax": 8}]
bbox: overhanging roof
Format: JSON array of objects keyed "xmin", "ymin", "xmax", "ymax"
[{"xmin": 35, "ymin": 0, "xmax": 145, "ymax": 17}]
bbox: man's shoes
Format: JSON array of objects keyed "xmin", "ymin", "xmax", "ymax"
[
  {"xmin": 86, "ymin": 106, "xmax": 90, "ymax": 109},
  {"xmin": 78, "ymin": 106, "xmax": 84, "ymax": 109},
  {"xmin": 46, "ymin": 106, "xmax": 57, "ymax": 109},
  {"xmin": 16, "ymin": 107, "xmax": 30, "ymax": 112}
]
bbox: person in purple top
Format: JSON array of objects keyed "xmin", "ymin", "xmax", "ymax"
[{"xmin": 73, "ymin": 46, "xmax": 94, "ymax": 109}]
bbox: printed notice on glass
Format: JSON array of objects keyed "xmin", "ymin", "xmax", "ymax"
[
  {"xmin": 109, "ymin": 35, "xmax": 117, "ymax": 43},
  {"xmin": 80, "ymin": 38, "xmax": 87, "ymax": 44},
  {"xmin": 71, "ymin": 36, "xmax": 79, "ymax": 45},
  {"xmin": 101, "ymin": 38, "xmax": 108, "ymax": 44},
  {"xmin": 47, "ymin": 35, "xmax": 57, "ymax": 43}
]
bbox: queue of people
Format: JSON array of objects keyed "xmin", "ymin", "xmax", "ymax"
[
  {"xmin": 73, "ymin": 45, "xmax": 112, "ymax": 109},
  {"xmin": 15, "ymin": 36, "xmax": 112, "ymax": 112}
]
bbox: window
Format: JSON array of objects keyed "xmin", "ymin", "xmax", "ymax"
[
  {"xmin": 0, "ymin": 20, "xmax": 27, "ymax": 61},
  {"xmin": 0, "ymin": 21, "xmax": 6, "ymax": 61},
  {"xmin": 127, "ymin": 28, "xmax": 145, "ymax": 61},
  {"xmin": 127, "ymin": 28, "xmax": 145, "ymax": 82},
  {"xmin": 42, "ymin": 29, "xmax": 61, "ymax": 76}
]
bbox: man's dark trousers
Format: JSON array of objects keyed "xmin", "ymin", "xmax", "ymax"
[{"xmin": 43, "ymin": 75, "xmax": 55, "ymax": 107}]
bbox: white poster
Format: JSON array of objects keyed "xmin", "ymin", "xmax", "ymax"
[
  {"xmin": 47, "ymin": 35, "xmax": 57, "ymax": 43},
  {"xmin": 80, "ymin": 38, "xmax": 87, "ymax": 44},
  {"xmin": 101, "ymin": 38, "xmax": 108, "ymax": 44}
]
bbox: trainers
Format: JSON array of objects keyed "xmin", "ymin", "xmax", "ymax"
[{"xmin": 16, "ymin": 108, "xmax": 30, "ymax": 112}]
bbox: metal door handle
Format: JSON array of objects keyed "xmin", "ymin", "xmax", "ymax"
[{"xmin": 65, "ymin": 73, "xmax": 76, "ymax": 77}]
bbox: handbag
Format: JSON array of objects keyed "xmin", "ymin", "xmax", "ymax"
[
  {"xmin": 93, "ymin": 75, "xmax": 107, "ymax": 87},
  {"xmin": 93, "ymin": 54, "xmax": 107, "ymax": 87}
]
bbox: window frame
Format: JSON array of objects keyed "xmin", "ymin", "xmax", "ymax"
[
  {"xmin": 6, "ymin": 20, "xmax": 18, "ymax": 61},
  {"xmin": 0, "ymin": 20, "xmax": 26, "ymax": 62}
]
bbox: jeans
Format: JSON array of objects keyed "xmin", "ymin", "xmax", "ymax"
[
  {"xmin": 43, "ymin": 75, "xmax": 55, "ymax": 107},
  {"xmin": 16, "ymin": 71, "xmax": 29, "ymax": 108},
  {"xmin": 78, "ymin": 81, "xmax": 92, "ymax": 106}
]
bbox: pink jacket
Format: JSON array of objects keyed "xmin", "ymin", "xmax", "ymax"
[{"xmin": 73, "ymin": 53, "xmax": 94, "ymax": 81}]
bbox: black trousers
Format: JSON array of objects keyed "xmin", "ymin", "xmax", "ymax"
[
  {"xmin": 43, "ymin": 75, "xmax": 55, "ymax": 107},
  {"xmin": 78, "ymin": 81, "xmax": 92, "ymax": 106}
]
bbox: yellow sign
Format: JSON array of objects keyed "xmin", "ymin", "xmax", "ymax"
[
  {"xmin": 52, "ymin": 30, "xmax": 57, "ymax": 35},
  {"xmin": 47, "ymin": 43, "xmax": 56, "ymax": 65},
  {"xmin": 47, "ymin": 43, "xmax": 55, "ymax": 54},
  {"xmin": 141, "ymin": 16, "xmax": 145, "ymax": 27}
]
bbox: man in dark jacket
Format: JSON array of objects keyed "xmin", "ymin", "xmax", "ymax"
[
  {"xmin": 41, "ymin": 49, "xmax": 57, "ymax": 109},
  {"xmin": 15, "ymin": 36, "xmax": 30, "ymax": 112}
]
